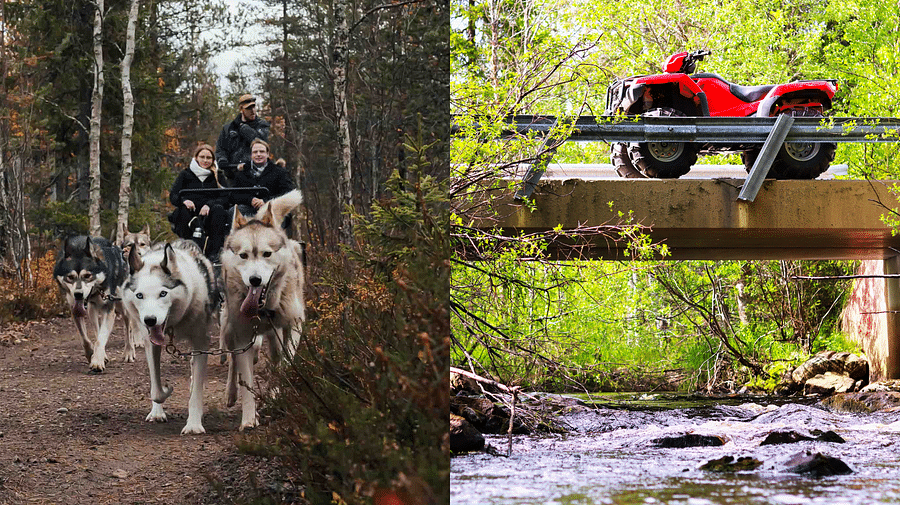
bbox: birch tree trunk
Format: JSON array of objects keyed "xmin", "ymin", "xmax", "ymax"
[
  {"xmin": 116, "ymin": 0, "xmax": 139, "ymax": 241},
  {"xmin": 332, "ymin": 0, "xmax": 353, "ymax": 245},
  {"xmin": 0, "ymin": 0, "xmax": 31, "ymax": 282},
  {"xmin": 0, "ymin": 0, "xmax": 9, "ymax": 271},
  {"xmin": 488, "ymin": 0, "xmax": 499, "ymax": 88},
  {"xmin": 7, "ymin": 157, "xmax": 31, "ymax": 284},
  {"xmin": 89, "ymin": 0, "xmax": 104, "ymax": 237}
]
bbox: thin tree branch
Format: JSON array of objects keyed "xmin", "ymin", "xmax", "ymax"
[
  {"xmin": 792, "ymin": 274, "xmax": 900, "ymax": 280},
  {"xmin": 350, "ymin": 0, "xmax": 425, "ymax": 32}
]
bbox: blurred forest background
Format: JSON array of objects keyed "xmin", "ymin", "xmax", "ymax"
[
  {"xmin": 1, "ymin": 0, "xmax": 447, "ymax": 286},
  {"xmin": 451, "ymin": 0, "xmax": 900, "ymax": 393}
]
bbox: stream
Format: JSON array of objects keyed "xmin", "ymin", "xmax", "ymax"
[{"xmin": 451, "ymin": 394, "xmax": 900, "ymax": 504}]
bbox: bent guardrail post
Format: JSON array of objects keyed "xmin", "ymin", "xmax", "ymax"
[
  {"xmin": 737, "ymin": 114, "xmax": 795, "ymax": 202},
  {"xmin": 514, "ymin": 117, "xmax": 560, "ymax": 201}
]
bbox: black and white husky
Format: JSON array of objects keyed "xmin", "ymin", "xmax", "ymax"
[
  {"xmin": 53, "ymin": 236, "xmax": 136, "ymax": 372},
  {"xmin": 123, "ymin": 239, "xmax": 218, "ymax": 435}
]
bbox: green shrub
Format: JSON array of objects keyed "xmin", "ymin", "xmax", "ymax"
[{"xmin": 255, "ymin": 153, "xmax": 448, "ymax": 503}]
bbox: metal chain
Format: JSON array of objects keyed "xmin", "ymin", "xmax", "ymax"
[
  {"xmin": 163, "ymin": 314, "xmax": 275, "ymax": 359},
  {"xmin": 165, "ymin": 337, "xmax": 256, "ymax": 359}
]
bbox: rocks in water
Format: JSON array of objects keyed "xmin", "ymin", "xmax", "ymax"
[
  {"xmin": 451, "ymin": 396, "xmax": 512, "ymax": 434},
  {"xmin": 450, "ymin": 394, "xmax": 544, "ymax": 435},
  {"xmin": 701, "ymin": 449, "xmax": 852, "ymax": 477},
  {"xmin": 450, "ymin": 414, "xmax": 485, "ymax": 453},
  {"xmin": 814, "ymin": 430, "xmax": 846, "ymax": 443},
  {"xmin": 780, "ymin": 351, "xmax": 869, "ymax": 396},
  {"xmin": 651, "ymin": 434, "xmax": 726, "ymax": 448},
  {"xmin": 791, "ymin": 351, "xmax": 868, "ymax": 383},
  {"xmin": 450, "ymin": 371, "xmax": 480, "ymax": 395},
  {"xmin": 784, "ymin": 451, "xmax": 853, "ymax": 477},
  {"xmin": 820, "ymin": 390, "xmax": 900, "ymax": 413},
  {"xmin": 700, "ymin": 455, "xmax": 762, "ymax": 473},
  {"xmin": 761, "ymin": 430, "xmax": 813, "ymax": 445},
  {"xmin": 860, "ymin": 380, "xmax": 900, "ymax": 393},
  {"xmin": 760, "ymin": 430, "xmax": 845, "ymax": 445},
  {"xmin": 803, "ymin": 372, "xmax": 859, "ymax": 396}
]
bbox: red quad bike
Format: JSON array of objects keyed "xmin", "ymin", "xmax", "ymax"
[{"xmin": 605, "ymin": 49, "xmax": 837, "ymax": 179}]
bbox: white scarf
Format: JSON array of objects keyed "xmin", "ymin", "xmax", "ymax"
[{"xmin": 190, "ymin": 158, "xmax": 213, "ymax": 182}]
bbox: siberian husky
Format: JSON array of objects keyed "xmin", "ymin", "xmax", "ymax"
[
  {"xmin": 117, "ymin": 223, "xmax": 153, "ymax": 260},
  {"xmin": 220, "ymin": 189, "xmax": 305, "ymax": 430},
  {"xmin": 54, "ymin": 236, "xmax": 135, "ymax": 372},
  {"xmin": 123, "ymin": 239, "xmax": 218, "ymax": 435},
  {"xmin": 117, "ymin": 223, "xmax": 155, "ymax": 349}
]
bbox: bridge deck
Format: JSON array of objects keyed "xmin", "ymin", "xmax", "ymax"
[{"xmin": 481, "ymin": 178, "xmax": 900, "ymax": 260}]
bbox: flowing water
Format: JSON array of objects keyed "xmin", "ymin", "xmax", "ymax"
[{"xmin": 451, "ymin": 394, "xmax": 900, "ymax": 504}]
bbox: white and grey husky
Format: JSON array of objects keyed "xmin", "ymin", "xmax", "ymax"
[
  {"xmin": 123, "ymin": 239, "xmax": 218, "ymax": 435},
  {"xmin": 220, "ymin": 189, "xmax": 305, "ymax": 430},
  {"xmin": 54, "ymin": 235, "xmax": 136, "ymax": 372}
]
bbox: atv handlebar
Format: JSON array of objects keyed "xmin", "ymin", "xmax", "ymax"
[
  {"xmin": 679, "ymin": 49, "xmax": 710, "ymax": 74},
  {"xmin": 690, "ymin": 49, "xmax": 710, "ymax": 60}
]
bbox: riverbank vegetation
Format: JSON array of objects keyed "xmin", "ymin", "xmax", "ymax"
[
  {"xmin": 452, "ymin": 0, "xmax": 900, "ymax": 393},
  {"xmin": 453, "ymin": 258, "xmax": 860, "ymax": 393}
]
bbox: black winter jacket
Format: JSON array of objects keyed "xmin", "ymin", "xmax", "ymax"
[
  {"xmin": 169, "ymin": 170, "xmax": 227, "ymax": 209},
  {"xmin": 215, "ymin": 115, "xmax": 270, "ymax": 179},
  {"xmin": 229, "ymin": 160, "xmax": 295, "ymax": 207}
]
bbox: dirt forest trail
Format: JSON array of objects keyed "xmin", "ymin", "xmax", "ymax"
[{"xmin": 0, "ymin": 317, "xmax": 285, "ymax": 504}]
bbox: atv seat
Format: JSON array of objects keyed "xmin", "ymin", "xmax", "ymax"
[{"xmin": 693, "ymin": 73, "xmax": 776, "ymax": 103}]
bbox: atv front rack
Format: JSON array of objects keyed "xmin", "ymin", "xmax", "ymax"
[{"xmin": 452, "ymin": 115, "xmax": 900, "ymax": 202}]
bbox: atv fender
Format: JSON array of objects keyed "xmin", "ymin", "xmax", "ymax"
[
  {"xmin": 754, "ymin": 81, "xmax": 836, "ymax": 117},
  {"xmin": 629, "ymin": 74, "xmax": 708, "ymax": 115},
  {"xmin": 636, "ymin": 73, "xmax": 704, "ymax": 97},
  {"xmin": 619, "ymin": 83, "xmax": 645, "ymax": 114}
]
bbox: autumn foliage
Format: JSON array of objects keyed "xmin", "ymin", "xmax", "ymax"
[
  {"xmin": 0, "ymin": 247, "xmax": 66, "ymax": 329},
  {"xmin": 240, "ymin": 151, "xmax": 448, "ymax": 504}
]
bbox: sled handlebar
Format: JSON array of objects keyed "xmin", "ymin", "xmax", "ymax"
[{"xmin": 177, "ymin": 187, "xmax": 270, "ymax": 199}]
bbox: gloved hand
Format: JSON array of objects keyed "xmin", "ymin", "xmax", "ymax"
[{"xmin": 239, "ymin": 123, "xmax": 259, "ymax": 141}]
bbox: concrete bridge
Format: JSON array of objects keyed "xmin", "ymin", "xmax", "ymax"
[{"xmin": 476, "ymin": 171, "xmax": 900, "ymax": 381}]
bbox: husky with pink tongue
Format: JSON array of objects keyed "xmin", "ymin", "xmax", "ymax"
[
  {"xmin": 220, "ymin": 189, "xmax": 305, "ymax": 431},
  {"xmin": 53, "ymin": 235, "xmax": 135, "ymax": 372},
  {"xmin": 123, "ymin": 239, "xmax": 218, "ymax": 435}
]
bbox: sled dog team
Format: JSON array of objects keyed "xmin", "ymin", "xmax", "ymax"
[{"xmin": 53, "ymin": 190, "xmax": 305, "ymax": 434}]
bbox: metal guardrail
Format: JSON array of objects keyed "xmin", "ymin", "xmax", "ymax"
[
  {"xmin": 453, "ymin": 114, "xmax": 900, "ymax": 202},
  {"xmin": 452, "ymin": 115, "xmax": 900, "ymax": 143}
]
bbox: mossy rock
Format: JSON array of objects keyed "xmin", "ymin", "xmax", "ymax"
[
  {"xmin": 701, "ymin": 456, "xmax": 762, "ymax": 473},
  {"xmin": 820, "ymin": 391, "xmax": 900, "ymax": 413}
]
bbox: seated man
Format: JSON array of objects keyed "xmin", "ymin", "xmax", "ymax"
[{"xmin": 230, "ymin": 139, "xmax": 296, "ymax": 231}]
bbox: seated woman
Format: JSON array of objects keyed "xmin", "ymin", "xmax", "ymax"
[
  {"xmin": 168, "ymin": 143, "xmax": 230, "ymax": 260},
  {"xmin": 230, "ymin": 138, "xmax": 296, "ymax": 225}
]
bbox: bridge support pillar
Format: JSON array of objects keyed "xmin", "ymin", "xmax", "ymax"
[
  {"xmin": 843, "ymin": 258, "xmax": 900, "ymax": 381},
  {"xmin": 884, "ymin": 257, "xmax": 900, "ymax": 380}
]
